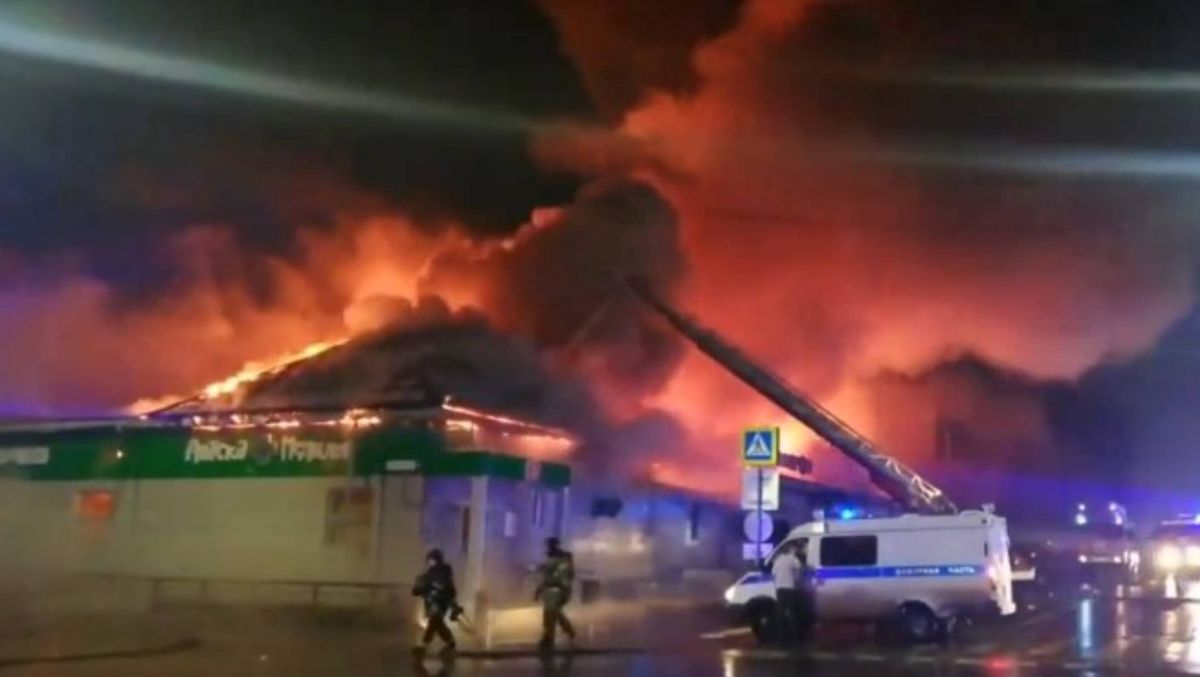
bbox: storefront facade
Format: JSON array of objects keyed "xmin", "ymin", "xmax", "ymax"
[{"xmin": 0, "ymin": 417, "xmax": 570, "ymax": 614}]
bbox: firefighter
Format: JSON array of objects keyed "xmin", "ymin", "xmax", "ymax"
[
  {"xmin": 535, "ymin": 537, "xmax": 577, "ymax": 650},
  {"xmin": 412, "ymin": 549, "xmax": 460, "ymax": 655}
]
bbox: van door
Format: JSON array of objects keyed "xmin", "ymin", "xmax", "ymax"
[
  {"xmin": 814, "ymin": 534, "xmax": 880, "ymax": 619},
  {"xmin": 989, "ymin": 525, "xmax": 1017, "ymax": 615}
]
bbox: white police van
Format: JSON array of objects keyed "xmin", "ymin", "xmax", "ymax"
[{"xmin": 725, "ymin": 510, "xmax": 1017, "ymax": 643}]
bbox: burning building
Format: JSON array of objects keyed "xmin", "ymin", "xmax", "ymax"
[
  {"xmin": 1, "ymin": 0, "xmax": 1198, "ymax": 570},
  {"xmin": 0, "ymin": 315, "xmax": 735, "ymax": 616},
  {"xmin": 0, "ymin": 305, "xmax": 888, "ymax": 621},
  {"xmin": 0, "ymin": 400, "xmax": 573, "ymax": 615},
  {"xmin": 15, "ymin": 12, "xmax": 1136, "ymax": 596}
]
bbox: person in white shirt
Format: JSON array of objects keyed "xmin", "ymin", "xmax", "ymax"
[{"xmin": 771, "ymin": 543, "xmax": 804, "ymax": 644}]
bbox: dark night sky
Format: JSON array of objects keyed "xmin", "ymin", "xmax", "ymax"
[
  {"xmin": 3, "ymin": 0, "xmax": 1199, "ymax": 262},
  {"xmin": 5, "ymin": 0, "xmax": 1200, "ymax": 511},
  {"xmin": 0, "ymin": 0, "xmax": 593, "ymax": 286},
  {"xmin": 4, "ymin": 1, "xmax": 1200, "ymax": 267}
]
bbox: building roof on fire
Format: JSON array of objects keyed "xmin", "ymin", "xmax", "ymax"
[{"xmin": 149, "ymin": 318, "xmax": 587, "ymax": 435}]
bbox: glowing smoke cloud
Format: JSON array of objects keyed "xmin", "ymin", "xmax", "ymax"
[
  {"xmin": 0, "ymin": 16, "xmax": 529, "ymax": 132},
  {"xmin": 538, "ymin": 0, "xmax": 1198, "ymax": 494}
]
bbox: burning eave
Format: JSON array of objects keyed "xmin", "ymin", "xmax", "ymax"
[
  {"xmin": 145, "ymin": 397, "xmax": 579, "ymax": 461},
  {"xmin": 120, "ymin": 306, "xmax": 585, "ymax": 464},
  {"xmin": 0, "ymin": 399, "xmax": 578, "ymax": 467},
  {"xmin": 147, "ymin": 398, "xmax": 568, "ymax": 436},
  {"xmin": 136, "ymin": 337, "xmax": 353, "ymax": 418}
]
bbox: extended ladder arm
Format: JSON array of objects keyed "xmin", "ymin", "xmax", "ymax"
[{"xmin": 626, "ymin": 278, "xmax": 957, "ymax": 515}]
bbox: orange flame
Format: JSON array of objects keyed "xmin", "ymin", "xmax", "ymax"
[
  {"xmin": 126, "ymin": 338, "xmax": 349, "ymax": 415},
  {"xmin": 198, "ymin": 338, "xmax": 347, "ymax": 400}
]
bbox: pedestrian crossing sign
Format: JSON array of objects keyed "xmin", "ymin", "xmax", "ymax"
[{"xmin": 741, "ymin": 427, "xmax": 780, "ymax": 467}]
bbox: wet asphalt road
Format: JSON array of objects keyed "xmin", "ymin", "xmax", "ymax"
[
  {"xmin": 10, "ymin": 583, "xmax": 1200, "ymax": 675},
  {"xmin": 430, "ymin": 588, "xmax": 1200, "ymax": 676}
]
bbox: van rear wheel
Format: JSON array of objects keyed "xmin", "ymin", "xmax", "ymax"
[{"xmin": 895, "ymin": 602, "xmax": 940, "ymax": 644}]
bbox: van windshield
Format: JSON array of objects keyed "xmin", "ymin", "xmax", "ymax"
[
  {"xmin": 766, "ymin": 539, "xmax": 808, "ymax": 568},
  {"xmin": 1076, "ymin": 524, "xmax": 1129, "ymax": 539}
]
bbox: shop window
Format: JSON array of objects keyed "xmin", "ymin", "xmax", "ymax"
[
  {"xmin": 400, "ymin": 475, "xmax": 423, "ymax": 509},
  {"xmin": 459, "ymin": 506, "xmax": 471, "ymax": 554},
  {"xmin": 531, "ymin": 488, "xmax": 545, "ymax": 528},
  {"xmin": 325, "ymin": 486, "xmax": 373, "ymax": 552},
  {"xmin": 545, "ymin": 491, "xmax": 559, "ymax": 532},
  {"xmin": 685, "ymin": 503, "xmax": 701, "ymax": 546},
  {"xmin": 554, "ymin": 490, "xmax": 568, "ymax": 536}
]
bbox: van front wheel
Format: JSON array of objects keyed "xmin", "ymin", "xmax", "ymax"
[
  {"xmin": 746, "ymin": 599, "xmax": 779, "ymax": 644},
  {"xmin": 895, "ymin": 602, "xmax": 940, "ymax": 644}
]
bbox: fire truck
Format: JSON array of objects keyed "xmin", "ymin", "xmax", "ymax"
[{"xmin": 626, "ymin": 279, "xmax": 1016, "ymax": 643}]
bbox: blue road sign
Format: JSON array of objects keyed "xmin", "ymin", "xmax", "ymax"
[{"xmin": 741, "ymin": 427, "xmax": 780, "ymax": 467}]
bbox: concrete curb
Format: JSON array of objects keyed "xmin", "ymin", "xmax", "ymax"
[
  {"xmin": 0, "ymin": 637, "xmax": 201, "ymax": 669},
  {"xmin": 452, "ymin": 646, "xmax": 642, "ymax": 659}
]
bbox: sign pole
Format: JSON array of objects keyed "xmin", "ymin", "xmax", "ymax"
[
  {"xmin": 740, "ymin": 426, "xmax": 780, "ymax": 564},
  {"xmin": 756, "ymin": 466, "xmax": 764, "ymax": 567}
]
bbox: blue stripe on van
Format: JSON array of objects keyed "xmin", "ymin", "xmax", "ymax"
[{"xmin": 815, "ymin": 564, "xmax": 983, "ymax": 580}]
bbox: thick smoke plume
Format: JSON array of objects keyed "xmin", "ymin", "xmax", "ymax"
[
  {"xmin": 236, "ymin": 297, "xmax": 598, "ymax": 428},
  {"xmin": 420, "ymin": 178, "xmax": 687, "ymax": 421},
  {"xmin": 0, "ymin": 216, "xmax": 445, "ymax": 416},
  {"xmin": 0, "ymin": 174, "xmax": 693, "ymax": 484},
  {"xmin": 5, "ymin": 0, "xmax": 1198, "ymax": 504},
  {"xmin": 539, "ymin": 0, "xmax": 1198, "ymax": 493}
]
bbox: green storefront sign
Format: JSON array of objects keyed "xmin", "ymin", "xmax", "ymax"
[{"xmin": 0, "ymin": 425, "xmax": 569, "ymax": 487}]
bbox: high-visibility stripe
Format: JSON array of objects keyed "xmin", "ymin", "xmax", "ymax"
[
  {"xmin": 816, "ymin": 564, "xmax": 984, "ymax": 579},
  {"xmin": 742, "ymin": 564, "xmax": 985, "ymax": 585}
]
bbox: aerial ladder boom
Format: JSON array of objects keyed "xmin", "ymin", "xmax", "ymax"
[{"xmin": 626, "ymin": 278, "xmax": 958, "ymax": 515}]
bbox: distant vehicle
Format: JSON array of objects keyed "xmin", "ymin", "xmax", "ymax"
[
  {"xmin": 1072, "ymin": 522, "xmax": 1137, "ymax": 569},
  {"xmin": 724, "ymin": 510, "xmax": 1017, "ymax": 644},
  {"xmin": 1073, "ymin": 501, "xmax": 1128, "ymax": 529},
  {"xmin": 1052, "ymin": 502, "xmax": 1138, "ymax": 583},
  {"xmin": 1143, "ymin": 519, "xmax": 1200, "ymax": 586}
]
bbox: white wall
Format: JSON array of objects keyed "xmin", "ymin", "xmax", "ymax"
[
  {"xmin": 0, "ymin": 476, "xmax": 423, "ymax": 585},
  {"xmin": 374, "ymin": 474, "xmax": 426, "ymax": 585}
]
